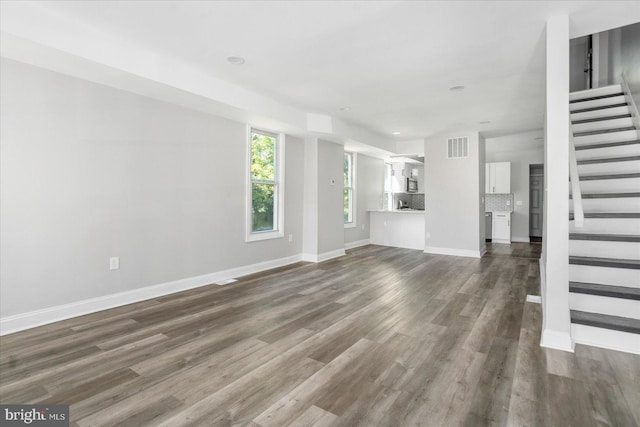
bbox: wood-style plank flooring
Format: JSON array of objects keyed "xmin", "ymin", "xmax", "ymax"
[{"xmin": 1, "ymin": 244, "xmax": 638, "ymax": 426}]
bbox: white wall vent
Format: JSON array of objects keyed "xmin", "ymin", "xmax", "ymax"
[{"xmin": 447, "ymin": 137, "xmax": 469, "ymax": 159}]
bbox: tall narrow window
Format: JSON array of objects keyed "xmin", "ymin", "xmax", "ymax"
[
  {"xmin": 344, "ymin": 152, "xmax": 355, "ymax": 227},
  {"xmin": 247, "ymin": 128, "xmax": 284, "ymax": 241}
]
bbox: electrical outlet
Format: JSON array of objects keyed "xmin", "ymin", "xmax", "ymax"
[
  {"xmin": 288, "ymin": 234, "xmax": 293, "ymax": 243},
  {"xmin": 426, "ymin": 232, "xmax": 431, "ymax": 239},
  {"xmin": 516, "ymin": 200, "xmax": 523, "ymax": 206},
  {"xmin": 361, "ymin": 224, "xmax": 365, "ymax": 230},
  {"xmin": 109, "ymin": 257, "xmax": 120, "ymax": 270},
  {"xmin": 506, "ymin": 200, "xmax": 511, "ymax": 205}
]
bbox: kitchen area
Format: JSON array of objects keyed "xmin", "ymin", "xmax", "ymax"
[
  {"xmin": 369, "ymin": 156, "xmax": 426, "ymax": 250},
  {"xmin": 485, "ymin": 161, "xmax": 513, "ymax": 244},
  {"xmin": 367, "ymin": 151, "xmax": 515, "ymax": 252}
]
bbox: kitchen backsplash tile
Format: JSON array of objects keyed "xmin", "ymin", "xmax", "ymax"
[
  {"xmin": 486, "ymin": 193, "xmax": 513, "ymax": 212},
  {"xmin": 394, "ymin": 193, "xmax": 425, "ymax": 210}
]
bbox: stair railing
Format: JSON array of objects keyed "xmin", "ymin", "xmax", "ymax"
[{"xmin": 569, "ymin": 119, "xmax": 584, "ymax": 228}]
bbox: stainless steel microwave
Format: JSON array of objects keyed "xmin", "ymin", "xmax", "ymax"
[{"xmin": 406, "ymin": 177, "xmax": 418, "ymax": 193}]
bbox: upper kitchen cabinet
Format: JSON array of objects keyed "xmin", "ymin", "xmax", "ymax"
[{"xmin": 485, "ymin": 162, "xmax": 511, "ymax": 194}]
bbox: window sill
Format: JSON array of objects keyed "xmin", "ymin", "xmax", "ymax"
[
  {"xmin": 344, "ymin": 222, "xmax": 357, "ymax": 229},
  {"xmin": 246, "ymin": 230, "xmax": 284, "ymax": 242}
]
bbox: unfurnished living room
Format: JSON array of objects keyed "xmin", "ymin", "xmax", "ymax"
[{"xmin": 1, "ymin": 1, "xmax": 639, "ymax": 426}]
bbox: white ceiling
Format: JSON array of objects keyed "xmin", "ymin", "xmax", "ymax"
[{"xmin": 2, "ymin": 1, "xmax": 639, "ymax": 151}]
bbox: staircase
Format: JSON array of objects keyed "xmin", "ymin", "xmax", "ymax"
[{"xmin": 568, "ymin": 84, "xmax": 640, "ymax": 354}]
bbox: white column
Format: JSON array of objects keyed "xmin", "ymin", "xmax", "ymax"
[{"xmin": 541, "ymin": 15, "xmax": 574, "ymax": 352}]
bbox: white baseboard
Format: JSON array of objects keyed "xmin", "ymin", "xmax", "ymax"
[
  {"xmin": 540, "ymin": 329, "xmax": 575, "ymax": 353},
  {"xmin": 0, "ymin": 253, "xmax": 303, "ymax": 336},
  {"xmin": 302, "ymin": 249, "xmax": 346, "ymax": 263},
  {"xmin": 344, "ymin": 239, "xmax": 370, "ymax": 250},
  {"xmin": 512, "ymin": 237, "xmax": 531, "ymax": 243},
  {"xmin": 424, "ymin": 246, "xmax": 482, "ymax": 258},
  {"xmin": 572, "ymin": 323, "xmax": 640, "ymax": 355}
]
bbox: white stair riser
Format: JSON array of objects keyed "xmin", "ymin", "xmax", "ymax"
[
  {"xmin": 570, "ymin": 218, "xmax": 640, "ymax": 235},
  {"xmin": 570, "ymin": 197, "xmax": 640, "ymax": 213},
  {"xmin": 572, "ymin": 105, "xmax": 631, "ymax": 122},
  {"xmin": 571, "ymin": 323, "xmax": 640, "ymax": 355},
  {"xmin": 570, "ymin": 84, "xmax": 623, "ymax": 101},
  {"xmin": 570, "ymin": 95, "xmax": 627, "ymax": 111},
  {"xmin": 572, "ymin": 117, "xmax": 634, "ymax": 133},
  {"xmin": 575, "ymin": 144, "xmax": 640, "ymax": 161},
  {"xmin": 574, "ymin": 130, "xmax": 638, "ymax": 146},
  {"xmin": 569, "ymin": 240, "xmax": 640, "ymax": 260},
  {"xmin": 571, "ymin": 177, "xmax": 640, "ymax": 194},
  {"xmin": 577, "ymin": 160, "xmax": 640, "ymax": 176},
  {"xmin": 569, "ymin": 264, "xmax": 640, "ymax": 288},
  {"xmin": 570, "ymin": 293, "xmax": 640, "ymax": 319}
]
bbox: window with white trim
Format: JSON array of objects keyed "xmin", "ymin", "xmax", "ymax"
[
  {"xmin": 344, "ymin": 152, "xmax": 356, "ymax": 227},
  {"xmin": 246, "ymin": 128, "xmax": 284, "ymax": 241}
]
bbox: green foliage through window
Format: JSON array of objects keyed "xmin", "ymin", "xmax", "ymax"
[
  {"xmin": 250, "ymin": 131, "xmax": 278, "ymax": 233},
  {"xmin": 344, "ymin": 153, "xmax": 353, "ymax": 223}
]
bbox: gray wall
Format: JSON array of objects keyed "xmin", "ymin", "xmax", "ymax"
[
  {"xmin": 424, "ymin": 131, "xmax": 482, "ymax": 255},
  {"xmin": 344, "ymin": 153, "xmax": 384, "ymax": 244},
  {"xmin": 486, "ymin": 132, "xmax": 544, "ymax": 242},
  {"xmin": 621, "ymin": 23, "xmax": 640, "ymax": 104},
  {"xmin": 317, "ymin": 140, "xmax": 345, "ymax": 254},
  {"xmin": 0, "ymin": 59, "xmax": 304, "ymax": 317}
]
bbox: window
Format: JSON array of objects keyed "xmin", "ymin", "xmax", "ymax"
[
  {"xmin": 344, "ymin": 152, "xmax": 356, "ymax": 227},
  {"xmin": 383, "ymin": 163, "xmax": 393, "ymax": 210},
  {"xmin": 246, "ymin": 127, "xmax": 284, "ymax": 241}
]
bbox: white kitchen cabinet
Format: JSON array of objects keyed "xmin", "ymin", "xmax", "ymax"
[
  {"xmin": 485, "ymin": 162, "xmax": 511, "ymax": 194},
  {"xmin": 492, "ymin": 211, "xmax": 511, "ymax": 244}
]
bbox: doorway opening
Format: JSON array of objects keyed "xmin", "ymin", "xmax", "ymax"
[{"xmin": 529, "ymin": 164, "xmax": 544, "ymax": 243}]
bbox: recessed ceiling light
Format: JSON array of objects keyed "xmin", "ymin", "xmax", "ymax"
[
  {"xmin": 449, "ymin": 85, "xmax": 465, "ymax": 92},
  {"xmin": 392, "ymin": 131, "xmax": 401, "ymax": 135},
  {"xmin": 227, "ymin": 56, "xmax": 245, "ymax": 65},
  {"xmin": 479, "ymin": 121, "xmax": 491, "ymax": 124},
  {"xmin": 339, "ymin": 106, "xmax": 351, "ymax": 112}
]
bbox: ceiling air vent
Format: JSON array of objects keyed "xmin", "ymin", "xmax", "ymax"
[{"xmin": 447, "ymin": 136, "xmax": 469, "ymax": 159}]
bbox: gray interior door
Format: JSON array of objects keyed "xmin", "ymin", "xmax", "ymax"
[{"xmin": 529, "ymin": 165, "xmax": 544, "ymax": 238}]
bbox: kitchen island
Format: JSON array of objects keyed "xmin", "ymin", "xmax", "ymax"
[{"xmin": 369, "ymin": 209, "xmax": 425, "ymax": 250}]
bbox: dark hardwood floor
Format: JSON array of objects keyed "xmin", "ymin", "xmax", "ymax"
[{"xmin": 1, "ymin": 244, "xmax": 638, "ymax": 426}]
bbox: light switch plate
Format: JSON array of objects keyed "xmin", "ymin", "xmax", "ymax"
[{"xmin": 109, "ymin": 257, "xmax": 119, "ymax": 270}]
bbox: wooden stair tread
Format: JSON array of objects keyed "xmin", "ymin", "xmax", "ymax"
[
  {"xmin": 572, "ymin": 114, "xmax": 632, "ymax": 124},
  {"xmin": 570, "ymin": 233, "xmax": 640, "ymax": 242},
  {"xmin": 570, "ymin": 282, "xmax": 640, "ymax": 300},
  {"xmin": 570, "ymin": 192, "xmax": 640, "ymax": 199},
  {"xmin": 571, "ymin": 103, "xmax": 628, "ymax": 114},
  {"xmin": 570, "ymin": 93, "xmax": 624, "ymax": 103},
  {"xmin": 575, "ymin": 140, "xmax": 640, "ymax": 151},
  {"xmin": 579, "ymin": 173, "xmax": 640, "ymax": 181},
  {"xmin": 570, "ymin": 212, "xmax": 640, "ymax": 219},
  {"xmin": 574, "ymin": 126, "xmax": 637, "ymax": 137},
  {"xmin": 569, "ymin": 256, "xmax": 640, "ymax": 269},
  {"xmin": 571, "ymin": 310, "xmax": 640, "ymax": 334},
  {"xmin": 577, "ymin": 156, "xmax": 640, "ymax": 165}
]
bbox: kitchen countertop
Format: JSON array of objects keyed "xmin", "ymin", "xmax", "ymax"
[{"xmin": 369, "ymin": 209, "xmax": 425, "ymax": 214}]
